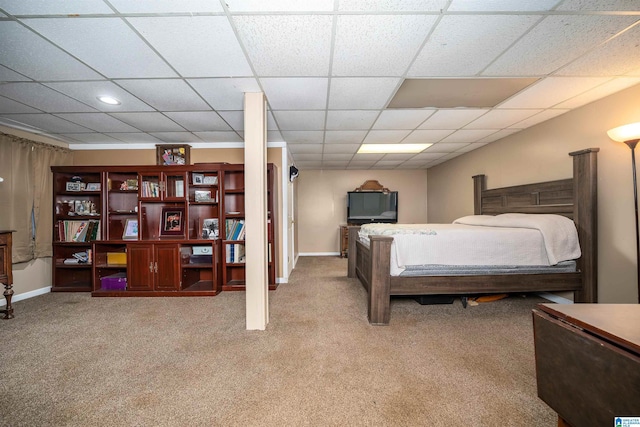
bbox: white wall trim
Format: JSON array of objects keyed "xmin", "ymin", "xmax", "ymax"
[
  {"xmin": 299, "ymin": 252, "xmax": 340, "ymax": 257},
  {"xmin": 0, "ymin": 286, "xmax": 51, "ymax": 306},
  {"xmin": 280, "ymin": 145, "xmax": 289, "ymax": 283},
  {"xmin": 536, "ymin": 292, "xmax": 573, "ymax": 304}
]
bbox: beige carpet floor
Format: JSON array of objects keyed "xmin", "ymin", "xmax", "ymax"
[{"xmin": 0, "ymin": 256, "xmax": 555, "ymax": 426}]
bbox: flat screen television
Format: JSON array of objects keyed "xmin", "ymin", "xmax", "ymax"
[{"xmin": 347, "ymin": 191, "xmax": 398, "ymax": 225}]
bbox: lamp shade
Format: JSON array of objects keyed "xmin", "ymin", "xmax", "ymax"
[{"xmin": 607, "ymin": 122, "xmax": 640, "ymax": 143}]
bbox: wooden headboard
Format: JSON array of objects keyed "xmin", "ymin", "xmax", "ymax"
[{"xmin": 472, "ymin": 148, "xmax": 599, "ymax": 302}]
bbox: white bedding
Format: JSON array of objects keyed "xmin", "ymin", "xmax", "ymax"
[{"xmin": 358, "ymin": 214, "xmax": 581, "ymax": 276}]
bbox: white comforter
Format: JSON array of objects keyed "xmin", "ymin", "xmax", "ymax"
[{"xmin": 359, "ymin": 214, "xmax": 581, "ymax": 276}]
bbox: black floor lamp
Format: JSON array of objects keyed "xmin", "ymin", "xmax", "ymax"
[{"xmin": 608, "ymin": 122, "xmax": 640, "ymax": 303}]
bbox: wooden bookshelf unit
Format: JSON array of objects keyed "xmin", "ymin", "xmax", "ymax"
[{"xmin": 51, "ymin": 164, "xmax": 277, "ymax": 297}]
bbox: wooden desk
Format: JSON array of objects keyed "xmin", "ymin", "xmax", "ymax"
[
  {"xmin": 532, "ymin": 304, "xmax": 640, "ymax": 427},
  {"xmin": 0, "ymin": 230, "xmax": 14, "ymax": 319},
  {"xmin": 339, "ymin": 225, "xmax": 348, "ymax": 258}
]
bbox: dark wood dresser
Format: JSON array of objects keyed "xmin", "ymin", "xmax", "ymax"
[
  {"xmin": 532, "ymin": 303, "xmax": 640, "ymax": 427},
  {"xmin": 0, "ymin": 230, "xmax": 14, "ymax": 319}
]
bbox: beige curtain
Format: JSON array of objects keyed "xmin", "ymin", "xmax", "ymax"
[{"xmin": 0, "ymin": 133, "xmax": 72, "ymax": 262}]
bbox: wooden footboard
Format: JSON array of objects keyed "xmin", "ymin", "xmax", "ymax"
[{"xmin": 346, "ymin": 148, "xmax": 598, "ymax": 325}]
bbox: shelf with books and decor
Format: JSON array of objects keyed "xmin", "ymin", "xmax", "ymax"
[
  {"xmin": 220, "ymin": 164, "xmax": 277, "ymax": 291},
  {"xmin": 51, "ymin": 163, "xmax": 276, "ymax": 297}
]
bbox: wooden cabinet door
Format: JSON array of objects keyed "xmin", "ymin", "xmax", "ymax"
[
  {"xmin": 155, "ymin": 244, "xmax": 180, "ymax": 291},
  {"xmin": 127, "ymin": 244, "xmax": 154, "ymax": 290}
]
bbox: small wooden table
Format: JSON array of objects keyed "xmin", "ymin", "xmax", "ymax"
[
  {"xmin": 532, "ymin": 303, "xmax": 640, "ymax": 427},
  {"xmin": 0, "ymin": 230, "xmax": 14, "ymax": 319}
]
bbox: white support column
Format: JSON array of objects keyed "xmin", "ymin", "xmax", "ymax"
[{"xmin": 244, "ymin": 92, "xmax": 269, "ymax": 330}]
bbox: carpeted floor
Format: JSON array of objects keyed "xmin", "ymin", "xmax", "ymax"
[{"xmin": 0, "ymin": 256, "xmax": 555, "ymax": 426}]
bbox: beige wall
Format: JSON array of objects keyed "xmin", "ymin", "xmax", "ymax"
[
  {"xmin": 297, "ymin": 169, "xmax": 428, "ymax": 253},
  {"xmin": 427, "ymin": 83, "xmax": 640, "ymax": 303}
]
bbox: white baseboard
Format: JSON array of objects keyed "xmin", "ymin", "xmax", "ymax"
[
  {"xmin": 0, "ymin": 286, "xmax": 51, "ymax": 306},
  {"xmin": 536, "ymin": 292, "xmax": 573, "ymax": 304},
  {"xmin": 299, "ymin": 252, "xmax": 340, "ymax": 256}
]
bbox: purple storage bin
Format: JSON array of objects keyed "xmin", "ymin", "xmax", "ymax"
[{"xmin": 100, "ymin": 272, "xmax": 127, "ymax": 290}]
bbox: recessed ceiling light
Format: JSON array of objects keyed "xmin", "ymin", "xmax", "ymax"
[
  {"xmin": 358, "ymin": 143, "xmax": 432, "ymax": 154},
  {"xmin": 97, "ymin": 96, "xmax": 121, "ymax": 105}
]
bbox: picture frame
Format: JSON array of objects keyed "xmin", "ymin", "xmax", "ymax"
[
  {"xmin": 192, "ymin": 173, "xmax": 204, "ymax": 185},
  {"xmin": 66, "ymin": 182, "xmax": 81, "ymax": 192},
  {"xmin": 156, "ymin": 144, "xmax": 190, "ymax": 166},
  {"xmin": 122, "ymin": 219, "xmax": 139, "ymax": 240},
  {"xmin": 203, "ymin": 175, "xmax": 218, "ymax": 185},
  {"xmin": 194, "ymin": 190, "xmax": 213, "ymax": 202},
  {"xmin": 200, "ymin": 218, "xmax": 219, "ymax": 240},
  {"xmin": 85, "ymin": 182, "xmax": 101, "ymax": 191},
  {"xmin": 160, "ymin": 207, "xmax": 185, "ymax": 236}
]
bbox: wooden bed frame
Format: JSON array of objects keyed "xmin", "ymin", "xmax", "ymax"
[{"xmin": 347, "ymin": 148, "xmax": 598, "ymax": 325}]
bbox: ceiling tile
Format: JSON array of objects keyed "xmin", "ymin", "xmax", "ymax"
[
  {"xmin": 261, "ymin": 78, "xmax": 328, "ymax": 110},
  {"xmin": 440, "ymin": 129, "xmax": 496, "ymax": 142},
  {"xmin": 448, "ymin": 0, "xmax": 561, "ymax": 11},
  {"xmin": 426, "ymin": 142, "xmax": 470, "ymax": 152},
  {"xmin": 352, "ymin": 153, "xmax": 385, "ymax": 161},
  {"xmin": 281, "ymin": 131, "xmax": 324, "ymax": 143},
  {"xmin": 419, "ymin": 109, "xmax": 489, "ymax": 129},
  {"xmin": 411, "ymin": 152, "xmax": 447, "ymax": 160},
  {"xmin": 326, "ymin": 111, "xmax": 379, "ymax": 130},
  {"xmin": 323, "ymin": 144, "xmax": 360, "ymax": 154},
  {"xmin": 333, "ymin": 15, "xmax": 437, "ymax": 76},
  {"xmin": 116, "ymin": 79, "xmax": 210, "ymax": 111},
  {"xmin": 59, "ymin": 133, "xmax": 122, "ymax": 143},
  {"xmin": 464, "ymin": 109, "xmax": 542, "ymax": 129},
  {"xmin": 0, "ymin": 65, "xmax": 29, "ymax": 82},
  {"xmin": 372, "ymin": 109, "xmax": 434, "ymax": 129},
  {"xmin": 380, "ymin": 153, "xmax": 415, "ymax": 161},
  {"xmin": 511, "ymin": 109, "xmax": 569, "ymax": 128},
  {"xmin": 323, "ymin": 154, "xmax": 354, "ymax": 161},
  {"xmin": 44, "ymin": 81, "xmax": 154, "ymax": 112},
  {"xmin": 0, "ymin": 0, "xmax": 114, "ymax": 14},
  {"xmin": 127, "ymin": 17, "xmax": 252, "ymax": 78},
  {"xmin": 338, "ymin": 0, "xmax": 448, "ymax": 11},
  {"xmin": 163, "ymin": 112, "xmax": 231, "ymax": 132},
  {"xmin": 363, "ymin": 130, "xmax": 411, "ymax": 143},
  {"xmin": 288, "ymin": 143, "xmax": 323, "ymax": 154},
  {"xmin": 273, "ymin": 111, "xmax": 325, "ymax": 130},
  {"xmin": 322, "ymin": 161, "xmax": 351, "ymax": 168},
  {"xmin": 188, "ymin": 78, "xmax": 261, "ymax": 110},
  {"xmin": 295, "ymin": 154, "xmax": 324, "ymax": 161},
  {"xmin": 346, "ymin": 161, "xmax": 376, "ymax": 168},
  {"xmin": 109, "ymin": 0, "xmax": 224, "ymax": 13},
  {"xmin": 23, "ymin": 18, "xmax": 177, "ymax": 78},
  {"xmin": 295, "ymin": 161, "xmax": 323, "ymax": 168},
  {"xmin": 402, "ymin": 129, "xmax": 454, "ymax": 143},
  {"xmin": 554, "ymin": 77, "xmax": 640, "ymax": 109},
  {"xmin": 499, "ymin": 77, "xmax": 612, "ymax": 108},
  {"xmin": 217, "ymin": 111, "xmax": 244, "ymax": 131},
  {"xmin": 396, "ymin": 161, "xmax": 430, "ymax": 168},
  {"xmin": 55, "ymin": 113, "xmax": 140, "ymax": 132},
  {"xmin": 267, "ymin": 130, "xmax": 284, "ymax": 142},
  {"xmin": 556, "ymin": 24, "xmax": 640, "ymax": 76},
  {"xmin": 478, "ymin": 129, "xmax": 519, "ymax": 143},
  {"xmin": 0, "ymin": 22, "xmax": 102, "ymax": 81},
  {"xmin": 328, "ymin": 78, "xmax": 401, "ymax": 109},
  {"xmin": 374, "ymin": 160, "xmax": 402, "ymax": 168},
  {"xmin": 192, "ymin": 131, "xmax": 243, "ymax": 142},
  {"xmin": 233, "ymin": 15, "xmax": 332, "ymax": 76},
  {"xmin": 0, "ymin": 96, "xmax": 40, "ymax": 114},
  {"xmin": 108, "ymin": 112, "xmax": 185, "ymax": 132},
  {"xmin": 149, "ymin": 132, "xmax": 203, "ymax": 143},
  {"xmin": 226, "ymin": 0, "xmax": 334, "ymax": 12},
  {"xmin": 483, "ymin": 15, "xmax": 639, "ymax": 76},
  {"xmin": 0, "ymin": 83, "xmax": 96, "ymax": 112},
  {"xmin": 324, "ymin": 130, "xmax": 367, "ymax": 144},
  {"xmin": 105, "ymin": 133, "xmax": 165, "ymax": 143},
  {"xmin": 556, "ymin": 0, "xmax": 640, "ymax": 11},
  {"xmin": 408, "ymin": 15, "xmax": 539, "ymax": 77},
  {"xmin": 1, "ymin": 113, "xmax": 92, "ymax": 133},
  {"xmin": 457, "ymin": 142, "xmax": 488, "ymax": 153}
]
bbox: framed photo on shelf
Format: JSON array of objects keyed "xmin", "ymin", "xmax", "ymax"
[
  {"xmin": 122, "ymin": 219, "xmax": 139, "ymax": 240},
  {"xmin": 194, "ymin": 190, "xmax": 213, "ymax": 202},
  {"xmin": 192, "ymin": 173, "xmax": 204, "ymax": 185},
  {"xmin": 66, "ymin": 182, "xmax": 81, "ymax": 192},
  {"xmin": 156, "ymin": 144, "xmax": 191, "ymax": 166},
  {"xmin": 200, "ymin": 218, "xmax": 219, "ymax": 239},
  {"xmin": 160, "ymin": 207, "xmax": 185, "ymax": 236},
  {"xmin": 203, "ymin": 175, "xmax": 218, "ymax": 185},
  {"xmin": 85, "ymin": 182, "xmax": 101, "ymax": 191}
]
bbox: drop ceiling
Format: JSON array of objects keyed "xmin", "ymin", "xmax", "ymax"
[{"xmin": 0, "ymin": 0, "xmax": 639, "ymax": 170}]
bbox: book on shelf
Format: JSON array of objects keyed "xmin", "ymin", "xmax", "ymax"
[
  {"xmin": 58, "ymin": 220, "xmax": 100, "ymax": 242},
  {"xmin": 226, "ymin": 243, "xmax": 245, "ymax": 263},
  {"xmin": 225, "ymin": 219, "xmax": 245, "ymax": 240}
]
